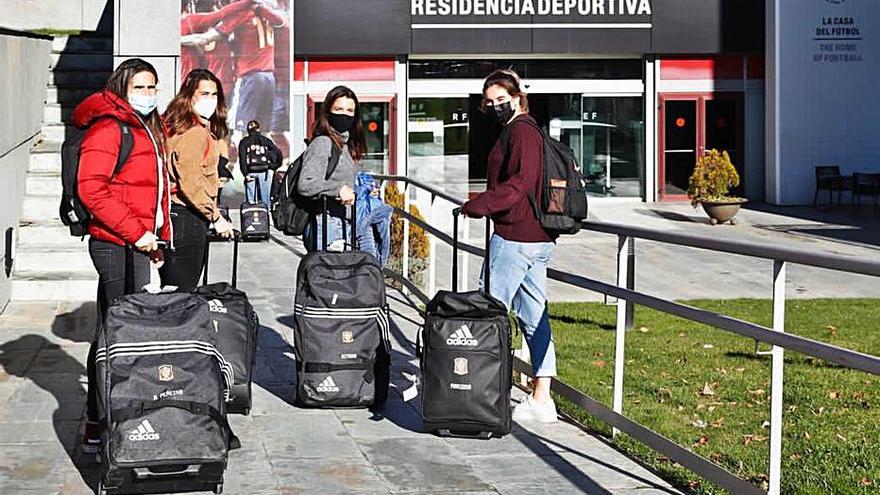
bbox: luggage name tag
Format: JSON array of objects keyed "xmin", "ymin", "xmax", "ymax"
[{"xmin": 401, "ymin": 372, "xmax": 419, "ymax": 402}]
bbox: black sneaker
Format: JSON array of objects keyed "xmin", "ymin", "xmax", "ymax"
[{"xmin": 81, "ymin": 421, "xmax": 101, "ymax": 455}]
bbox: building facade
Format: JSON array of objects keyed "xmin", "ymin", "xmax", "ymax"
[{"xmin": 291, "ymin": 0, "xmax": 766, "ymax": 202}]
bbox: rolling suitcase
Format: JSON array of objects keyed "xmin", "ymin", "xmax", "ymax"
[
  {"xmin": 195, "ymin": 229, "xmax": 260, "ymax": 415},
  {"xmin": 240, "ymin": 177, "xmax": 270, "ymax": 241},
  {"xmin": 95, "ymin": 292, "xmax": 238, "ymax": 495},
  {"xmin": 293, "ymin": 197, "xmax": 391, "ymax": 408},
  {"xmin": 420, "ymin": 209, "xmax": 513, "ymax": 438}
]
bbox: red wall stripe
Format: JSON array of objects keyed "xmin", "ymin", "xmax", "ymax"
[
  {"xmin": 659, "ymin": 57, "xmax": 745, "ymax": 80},
  {"xmin": 305, "ymin": 59, "xmax": 396, "ymax": 81}
]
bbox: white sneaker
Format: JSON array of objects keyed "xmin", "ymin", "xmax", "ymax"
[{"xmin": 513, "ymin": 395, "xmax": 558, "ymax": 423}]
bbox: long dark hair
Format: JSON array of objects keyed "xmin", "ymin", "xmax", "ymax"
[
  {"xmin": 482, "ymin": 68, "xmax": 530, "ymax": 113},
  {"xmin": 106, "ymin": 58, "xmax": 167, "ymax": 154},
  {"xmin": 311, "ymin": 85, "xmax": 366, "ymax": 162},
  {"xmin": 163, "ymin": 69, "xmax": 229, "ymax": 139}
]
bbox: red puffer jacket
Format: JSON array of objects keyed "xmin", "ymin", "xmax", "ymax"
[{"xmin": 74, "ymin": 90, "xmax": 172, "ymax": 247}]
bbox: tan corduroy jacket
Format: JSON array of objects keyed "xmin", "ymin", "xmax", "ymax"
[{"xmin": 167, "ymin": 124, "xmax": 227, "ymax": 222}]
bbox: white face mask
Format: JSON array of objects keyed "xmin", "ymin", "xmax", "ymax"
[
  {"xmin": 193, "ymin": 98, "xmax": 218, "ymax": 119},
  {"xmin": 129, "ymin": 94, "xmax": 158, "ymax": 115}
]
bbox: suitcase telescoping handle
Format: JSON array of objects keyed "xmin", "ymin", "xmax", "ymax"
[
  {"xmin": 320, "ymin": 195, "xmax": 357, "ymax": 252},
  {"xmin": 202, "ymin": 229, "xmax": 241, "ymax": 288},
  {"xmin": 451, "ymin": 207, "xmax": 491, "ymax": 294}
]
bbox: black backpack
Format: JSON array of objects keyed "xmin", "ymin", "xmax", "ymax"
[
  {"xmin": 242, "ymin": 135, "xmax": 280, "ymax": 173},
  {"xmin": 270, "ymin": 141, "xmax": 341, "ymax": 236},
  {"xmin": 59, "ymin": 118, "xmax": 133, "ymax": 237},
  {"xmin": 502, "ymin": 119, "xmax": 588, "ymax": 235}
]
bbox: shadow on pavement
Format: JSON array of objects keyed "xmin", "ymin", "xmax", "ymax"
[
  {"xmin": 254, "ymin": 322, "xmax": 297, "ymax": 406},
  {"xmin": 0, "ymin": 334, "xmax": 99, "ymax": 491},
  {"xmin": 745, "ymin": 203, "xmax": 880, "ymax": 249}
]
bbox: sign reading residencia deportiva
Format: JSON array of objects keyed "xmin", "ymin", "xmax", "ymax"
[{"xmin": 411, "ymin": 0, "xmax": 653, "ymax": 17}]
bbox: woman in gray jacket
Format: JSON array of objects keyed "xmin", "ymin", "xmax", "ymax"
[{"xmin": 296, "ymin": 85, "xmax": 367, "ymax": 250}]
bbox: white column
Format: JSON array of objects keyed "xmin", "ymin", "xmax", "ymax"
[
  {"xmin": 612, "ymin": 235, "xmax": 631, "ymax": 436},
  {"xmin": 644, "ymin": 58, "xmax": 657, "ymax": 203}
]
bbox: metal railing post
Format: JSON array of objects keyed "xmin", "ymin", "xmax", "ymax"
[
  {"xmin": 461, "ymin": 215, "xmax": 470, "ymax": 292},
  {"xmin": 625, "ymin": 238, "xmax": 635, "ymax": 330},
  {"xmin": 427, "ymin": 193, "xmax": 437, "ymax": 296},
  {"xmin": 613, "ymin": 235, "xmax": 632, "ymax": 437},
  {"xmin": 402, "ymin": 183, "xmax": 410, "ymax": 294},
  {"xmin": 768, "ymin": 260, "xmax": 786, "ymax": 495}
]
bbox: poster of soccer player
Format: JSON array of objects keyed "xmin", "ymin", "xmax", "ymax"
[{"xmin": 179, "ymin": 0, "xmax": 292, "ymax": 202}]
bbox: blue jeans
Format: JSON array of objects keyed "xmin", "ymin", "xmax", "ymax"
[
  {"xmin": 481, "ymin": 233, "xmax": 556, "ymax": 377},
  {"xmin": 303, "ymin": 203, "xmax": 349, "ymax": 252},
  {"xmin": 246, "ymin": 171, "xmax": 272, "ymax": 207}
]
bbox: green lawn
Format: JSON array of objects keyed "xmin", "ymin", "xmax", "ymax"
[{"xmin": 548, "ymin": 299, "xmax": 880, "ymax": 495}]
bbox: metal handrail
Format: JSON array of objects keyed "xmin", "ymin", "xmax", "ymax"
[{"xmin": 375, "ymin": 174, "xmax": 880, "ymax": 495}]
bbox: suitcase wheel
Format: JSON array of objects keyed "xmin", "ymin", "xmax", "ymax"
[
  {"xmin": 214, "ymin": 483, "xmax": 223, "ymax": 494},
  {"xmin": 436, "ymin": 428, "xmax": 493, "ymax": 440},
  {"xmin": 97, "ymin": 480, "xmax": 107, "ymax": 495}
]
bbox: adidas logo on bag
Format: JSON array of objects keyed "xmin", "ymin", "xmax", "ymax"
[
  {"xmin": 316, "ymin": 376, "xmax": 340, "ymax": 393},
  {"xmin": 446, "ymin": 324, "xmax": 478, "ymax": 346},
  {"xmin": 128, "ymin": 419, "xmax": 160, "ymax": 442},
  {"xmin": 208, "ymin": 299, "xmax": 227, "ymax": 314}
]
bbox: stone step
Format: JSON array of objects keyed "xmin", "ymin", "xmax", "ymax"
[
  {"xmin": 43, "ymin": 104, "xmax": 71, "ymax": 124},
  {"xmin": 52, "ymin": 35, "xmax": 113, "ymax": 54},
  {"xmin": 45, "ymin": 86, "xmax": 95, "ymax": 106},
  {"xmin": 48, "ymin": 70, "xmax": 111, "ymax": 89},
  {"xmin": 20, "ymin": 195, "xmax": 61, "ymax": 224},
  {"xmin": 12, "ymin": 248, "xmax": 95, "ymax": 280},
  {"xmin": 12, "ymin": 279, "xmax": 98, "ymax": 302},
  {"xmin": 50, "ymin": 52, "xmax": 113, "ymax": 71},
  {"xmin": 17, "ymin": 225, "xmax": 77, "ymax": 250},
  {"xmin": 39, "ymin": 123, "xmax": 69, "ymax": 143},
  {"xmin": 32, "ymin": 138, "xmax": 63, "ymax": 154},
  {"xmin": 26, "ymin": 175, "xmax": 61, "ymax": 197},
  {"xmin": 29, "ymin": 152, "xmax": 62, "ymax": 174}
]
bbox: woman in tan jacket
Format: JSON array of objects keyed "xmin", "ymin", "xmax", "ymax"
[{"xmin": 160, "ymin": 68, "xmax": 233, "ymax": 291}]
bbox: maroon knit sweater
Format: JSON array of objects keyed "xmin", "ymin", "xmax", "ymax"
[{"xmin": 462, "ymin": 114, "xmax": 556, "ymax": 243}]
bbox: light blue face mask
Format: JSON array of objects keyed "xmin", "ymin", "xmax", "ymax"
[{"xmin": 128, "ymin": 93, "xmax": 158, "ymax": 115}]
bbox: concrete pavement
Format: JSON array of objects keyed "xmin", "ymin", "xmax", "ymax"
[{"xmin": 0, "ymin": 234, "xmax": 681, "ymax": 495}]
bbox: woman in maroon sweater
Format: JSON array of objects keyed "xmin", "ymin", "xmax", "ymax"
[{"xmin": 461, "ymin": 69, "xmax": 559, "ymax": 423}]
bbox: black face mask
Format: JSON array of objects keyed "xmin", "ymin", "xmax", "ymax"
[
  {"xmin": 328, "ymin": 112, "xmax": 355, "ymax": 133},
  {"xmin": 492, "ymin": 101, "xmax": 515, "ymax": 125}
]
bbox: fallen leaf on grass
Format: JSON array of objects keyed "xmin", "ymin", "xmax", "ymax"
[
  {"xmin": 700, "ymin": 383, "xmax": 716, "ymax": 396},
  {"xmin": 804, "ymin": 431, "xmax": 811, "ymax": 440},
  {"xmin": 828, "ymin": 391, "xmax": 840, "ymax": 399},
  {"xmin": 762, "ymin": 420, "xmax": 771, "ymax": 429},
  {"xmin": 860, "ymin": 478, "xmax": 874, "ymax": 487},
  {"xmin": 749, "ymin": 389, "xmax": 766, "ymax": 397},
  {"xmin": 790, "ymin": 453, "xmax": 802, "ymax": 461},
  {"xmin": 743, "ymin": 435, "xmax": 769, "ymax": 446},
  {"xmin": 836, "ymin": 433, "xmax": 848, "ymax": 442},
  {"xmin": 591, "ymin": 360, "xmax": 607, "ymax": 368},
  {"xmin": 711, "ymin": 418, "xmax": 725, "ymax": 428},
  {"xmin": 708, "ymin": 406, "xmax": 717, "ymax": 413},
  {"xmin": 826, "ymin": 324, "xmax": 838, "ymax": 336},
  {"xmin": 703, "ymin": 344, "xmax": 714, "ymax": 349},
  {"xmin": 692, "ymin": 419, "xmax": 707, "ymax": 428},
  {"xmin": 638, "ymin": 326, "xmax": 650, "ymax": 333},
  {"xmin": 735, "ymin": 367, "xmax": 746, "ymax": 373},
  {"xmin": 694, "ymin": 435, "xmax": 709, "ymax": 447}
]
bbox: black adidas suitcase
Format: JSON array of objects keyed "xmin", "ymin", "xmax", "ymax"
[
  {"xmin": 420, "ymin": 209, "xmax": 513, "ymax": 438},
  {"xmin": 196, "ymin": 230, "xmax": 259, "ymax": 415},
  {"xmin": 240, "ymin": 177, "xmax": 270, "ymax": 241},
  {"xmin": 96, "ymin": 292, "xmax": 238, "ymax": 495},
  {"xmin": 293, "ymin": 198, "xmax": 391, "ymax": 408}
]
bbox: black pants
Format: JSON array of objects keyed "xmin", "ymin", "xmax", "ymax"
[
  {"xmin": 159, "ymin": 203, "xmax": 208, "ymax": 292},
  {"xmin": 87, "ymin": 239, "xmax": 151, "ymax": 422}
]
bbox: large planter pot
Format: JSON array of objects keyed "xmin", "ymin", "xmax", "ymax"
[{"xmin": 700, "ymin": 199, "xmax": 748, "ymax": 225}]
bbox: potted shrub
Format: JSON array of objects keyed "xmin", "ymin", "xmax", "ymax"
[{"xmin": 687, "ymin": 149, "xmax": 747, "ymax": 225}]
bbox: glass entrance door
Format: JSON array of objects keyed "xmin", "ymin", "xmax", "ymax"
[{"xmin": 659, "ymin": 94, "xmax": 743, "ymax": 200}]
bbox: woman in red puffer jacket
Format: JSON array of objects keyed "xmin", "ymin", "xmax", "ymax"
[{"xmin": 73, "ymin": 58, "xmax": 171, "ymax": 454}]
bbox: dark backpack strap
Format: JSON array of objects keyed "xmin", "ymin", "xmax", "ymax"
[
  {"xmin": 325, "ymin": 143, "xmax": 342, "ymax": 180},
  {"xmin": 113, "ymin": 120, "xmax": 134, "ymax": 176},
  {"xmin": 499, "ymin": 119, "xmax": 544, "ymax": 220}
]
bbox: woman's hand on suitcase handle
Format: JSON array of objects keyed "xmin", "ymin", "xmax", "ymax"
[
  {"xmin": 338, "ymin": 184, "xmax": 355, "ymax": 206},
  {"xmin": 135, "ymin": 231, "xmax": 159, "ymax": 253},
  {"xmin": 213, "ymin": 216, "xmax": 234, "ymax": 239}
]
